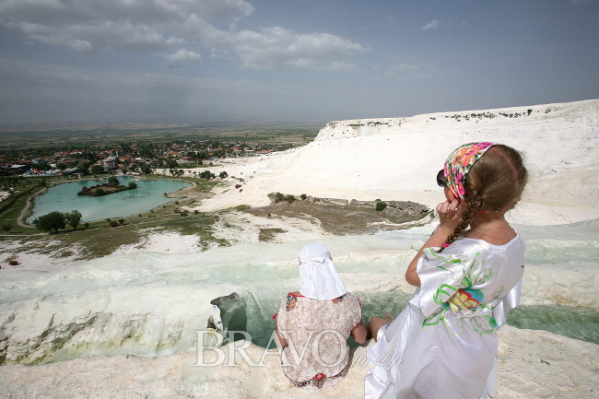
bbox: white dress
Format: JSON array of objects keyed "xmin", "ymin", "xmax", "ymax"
[{"xmin": 365, "ymin": 235, "xmax": 525, "ymax": 399}]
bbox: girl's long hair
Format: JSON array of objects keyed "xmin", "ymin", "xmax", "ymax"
[{"xmin": 443, "ymin": 145, "xmax": 528, "ymax": 247}]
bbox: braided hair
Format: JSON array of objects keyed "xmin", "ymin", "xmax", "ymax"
[{"xmin": 442, "ymin": 145, "xmax": 528, "ymax": 249}]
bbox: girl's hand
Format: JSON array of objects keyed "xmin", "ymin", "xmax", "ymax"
[{"xmin": 436, "ymin": 199, "xmax": 464, "ymax": 232}]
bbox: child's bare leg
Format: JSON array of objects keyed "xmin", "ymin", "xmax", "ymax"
[{"xmin": 367, "ymin": 316, "xmax": 389, "ymax": 342}]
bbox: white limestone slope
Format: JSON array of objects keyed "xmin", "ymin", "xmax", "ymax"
[{"xmin": 200, "ymin": 99, "xmax": 599, "ymax": 225}]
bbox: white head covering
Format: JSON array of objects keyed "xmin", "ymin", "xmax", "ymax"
[{"xmin": 298, "ymin": 243, "xmax": 347, "ymax": 300}]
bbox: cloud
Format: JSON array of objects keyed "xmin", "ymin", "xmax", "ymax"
[
  {"xmin": 0, "ymin": 0, "xmax": 365, "ymax": 71},
  {"xmin": 162, "ymin": 48, "xmax": 202, "ymax": 62},
  {"xmin": 422, "ymin": 20, "xmax": 440, "ymax": 30},
  {"xmin": 228, "ymin": 27, "xmax": 366, "ymax": 71}
]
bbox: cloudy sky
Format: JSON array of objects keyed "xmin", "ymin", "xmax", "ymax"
[{"xmin": 1, "ymin": 0, "xmax": 598, "ymax": 125}]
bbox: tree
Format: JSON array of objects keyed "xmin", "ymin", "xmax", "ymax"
[
  {"xmin": 375, "ymin": 201, "xmax": 387, "ymax": 212},
  {"xmin": 128, "ymin": 182, "xmax": 137, "ymax": 189},
  {"xmin": 167, "ymin": 159, "xmax": 179, "ymax": 169},
  {"xmin": 108, "ymin": 176, "xmax": 120, "ymax": 186},
  {"xmin": 75, "ymin": 165, "xmax": 90, "ymax": 175},
  {"xmin": 65, "ymin": 210, "xmax": 82, "ymax": 230},
  {"xmin": 91, "ymin": 165, "xmax": 104, "ymax": 174},
  {"xmin": 219, "ymin": 171, "xmax": 228, "ymax": 178},
  {"xmin": 140, "ymin": 164, "xmax": 152, "ymax": 174},
  {"xmin": 199, "ymin": 170, "xmax": 216, "ymax": 180},
  {"xmin": 32, "ymin": 211, "xmax": 66, "ymax": 234},
  {"xmin": 1, "ymin": 223, "xmax": 12, "ymax": 232},
  {"xmin": 95, "ymin": 188, "xmax": 105, "ymax": 196},
  {"xmin": 118, "ymin": 219, "xmax": 125, "ymax": 225}
]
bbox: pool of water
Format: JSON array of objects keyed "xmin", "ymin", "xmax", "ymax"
[{"xmin": 27, "ymin": 176, "xmax": 191, "ymax": 223}]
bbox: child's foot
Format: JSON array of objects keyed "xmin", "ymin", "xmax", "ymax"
[{"xmin": 383, "ymin": 312, "xmax": 394, "ymax": 323}]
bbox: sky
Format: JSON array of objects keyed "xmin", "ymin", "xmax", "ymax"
[{"xmin": 0, "ymin": 0, "xmax": 598, "ymax": 125}]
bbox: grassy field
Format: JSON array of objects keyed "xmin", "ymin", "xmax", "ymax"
[{"xmin": 0, "ymin": 123, "xmax": 321, "ymax": 152}]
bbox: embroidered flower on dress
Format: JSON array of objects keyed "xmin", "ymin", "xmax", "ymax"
[
  {"xmin": 444, "ymin": 288, "xmax": 483, "ymax": 314},
  {"xmin": 286, "ymin": 295, "xmax": 298, "ymax": 311}
]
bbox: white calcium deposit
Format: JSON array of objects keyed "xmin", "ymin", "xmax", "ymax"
[
  {"xmin": 199, "ymin": 99, "xmax": 599, "ymax": 226},
  {"xmin": 1, "ymin": 99, "xmax": 598, "ymax": 398}
]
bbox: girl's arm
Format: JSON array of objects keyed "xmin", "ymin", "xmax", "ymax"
[
  {"xmin": 350, "ymin": 319, "xmax": 367, "ymax": 344},
  {"xmin": 405, "ymin": 198, "xmax": 464, "ymax": 287}
]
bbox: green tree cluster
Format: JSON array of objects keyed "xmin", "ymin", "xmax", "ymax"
[
  {"xmin": 199, "ymin": 170, "xmax": 216, "ymax": 180},
  {"xmin": 32, "ymin": 210, "xmax": 82, "ymax": 233}
]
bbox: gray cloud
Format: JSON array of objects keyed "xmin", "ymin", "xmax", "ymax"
[{"xmin": 0, "ymin": 0, "xmax": 364, "ymax": 71}]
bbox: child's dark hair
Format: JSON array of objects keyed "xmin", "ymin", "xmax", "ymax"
[{"xmin": 444, "ymin": 144, "xmax": 528, "ymax": 247}]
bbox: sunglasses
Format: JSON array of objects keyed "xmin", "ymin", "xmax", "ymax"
[{"xmin": 436, "ymin": 169, "xmax": 447, "ymax": 187}]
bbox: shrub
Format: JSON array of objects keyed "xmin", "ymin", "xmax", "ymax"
[
  {"xmin": 300, "ymin": 194, "xmax": 307, "ymax": 200},
  {"xmin": 375, "ymin": 201, "xmax": 387, "ymax": 212},
  {"xmin": 118, "ymin": 219, "xmax": 125, "ymax": 225},
  {"xmin": 84, "ymin": 222, "xmax": 89, "ymax": 229},
  {"xmin": 285, "ymin": 194, "xmax": 295, "ymax": 202}
]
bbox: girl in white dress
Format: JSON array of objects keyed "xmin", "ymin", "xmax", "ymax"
[{"xmin": 365, "ymin": 142, "xmax": 528, "ymax": 399}]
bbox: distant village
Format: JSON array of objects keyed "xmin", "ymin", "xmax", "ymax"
[{"xmin": 0, "ymin": 139, "xmax": 296, "ymax": 178}]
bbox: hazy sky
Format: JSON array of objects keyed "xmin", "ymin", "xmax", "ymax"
[{"xmin": 1, "ymin": 0, "xmax": 598, "ymax": 125}]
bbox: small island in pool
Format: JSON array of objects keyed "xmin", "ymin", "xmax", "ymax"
[{"xmin": 77, "ymin": 176, "xmax": 138, "ymax": 197}]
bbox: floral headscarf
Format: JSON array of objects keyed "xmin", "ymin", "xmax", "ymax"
[{"xmin": 444, "ymin": 142, "xmax": 495, "ymax": 199}]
